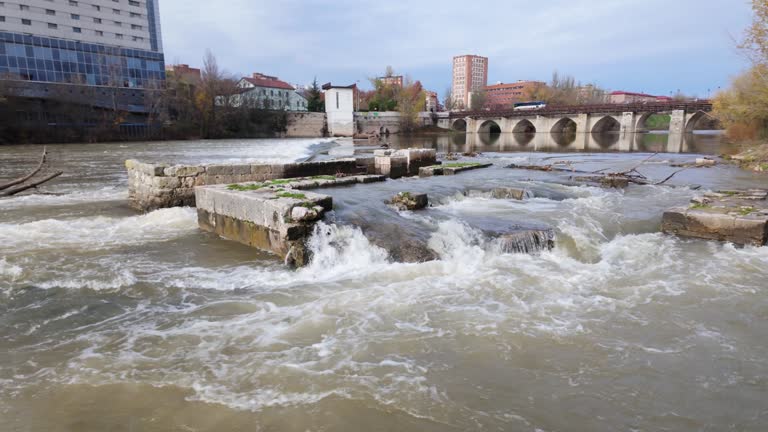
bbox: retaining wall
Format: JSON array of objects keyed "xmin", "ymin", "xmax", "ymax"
[{"xmin": 285, "ymin": 112, "xmax": 327, "ymax": 137}]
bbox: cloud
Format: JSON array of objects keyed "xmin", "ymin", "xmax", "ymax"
[{"xmin": 159, "ymin": 0, "xmax": 752, "ymax": 96}]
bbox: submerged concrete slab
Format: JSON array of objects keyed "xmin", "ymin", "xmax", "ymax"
[
  {"xmin": 662, "ymin": 189, "xmax": 768, "ymax": 246},
  {"xmin": 419, "ymin": 163, "xmax": 493, "ymax": 177}
]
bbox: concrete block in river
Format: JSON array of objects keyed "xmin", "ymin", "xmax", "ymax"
[
  {"xmin": 419, "ymin": 163, "xmax": 491, "ymax": 177},
  {"xmin": 389, "ymin": 192, "xmax": 428, "ymax": 211},
  {"xmin": 393, "ymin": 148, "xmax": 437, "ymax": 176},
  {"xmin": 497, "ymin": 228, "xmax": 555, "ymax": 254},
  {"xmin": 662, "ymin": 189, "xmax": 768, "ymax": 246},
  {"xmin": 443, "ymin": 163, "xmax": 493, "ymax": 175},
  {"xmin": 375, "ymin": 156, "xmax": 407, "ymax": 179},
  {"xmin": 195, "ymin": 184, "xmax": 333, "ymax": 267},
  {"xmin": 491, "ymin": 187, "xmax": 529, "ymax": 200}
]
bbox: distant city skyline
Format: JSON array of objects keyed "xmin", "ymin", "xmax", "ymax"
[{"xmin": 160, "ymin": 0, "xmax": 752, "ymax": 99}]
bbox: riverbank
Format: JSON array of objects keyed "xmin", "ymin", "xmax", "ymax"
[{"xmin": 724, "ymin": 142, "xmax": 768, "ymax": 172}]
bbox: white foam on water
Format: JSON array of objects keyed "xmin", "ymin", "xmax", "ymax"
[
  {"xmin": 171, "ymin": 138, "xmax": 338, "ymax": 165},
  {"xmin": 0, "ymin": 207, "xmax": 197, "ymax": 253},
  {"xmin": 0, "ymin": 186, "xmax": 126, "ymax": 209},
  {"xmin": 0, "ymin": 258, "xmax": 23, "ymax": 293}
]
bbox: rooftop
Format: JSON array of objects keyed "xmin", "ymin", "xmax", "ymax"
[{"xmin": 242, "ymin": 73, "xmax": 295, "ymax": 90}]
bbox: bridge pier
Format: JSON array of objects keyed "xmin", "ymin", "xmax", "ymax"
[
  {"xmin": 620, "ymin": 112, "xmax": 636, "ymax": 135},
  {"xmin": 668, "ymin": 110, "xmax": 686, "ymax": 153}
]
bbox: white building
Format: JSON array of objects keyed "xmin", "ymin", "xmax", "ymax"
[
  {"xmin": 323, "ymin": 82, "xmax": 355, "ymax": 137},
  {"xmin": 0, "ymin": 0, "xmax": 164, "ymax": 88},
  {"xmin": 229, "ymin": 73, "xmax": 307, "ymax": 111}
]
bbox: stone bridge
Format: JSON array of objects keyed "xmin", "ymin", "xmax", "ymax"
[{"xmin": 446, "ymin": 102, "xmax": 714, "ymax": 138}]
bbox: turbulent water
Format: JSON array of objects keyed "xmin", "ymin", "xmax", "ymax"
[{"xmin": 1, "ymin": 135, "xmax": 767, "ymax": 432}]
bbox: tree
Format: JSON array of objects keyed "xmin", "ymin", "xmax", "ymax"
[
  {"xmin": 306, "ymin": 77, "xmax": 323, "ymax": 112},
  {"xmin": 368, "ymin": 67, "xmax": 400, "ymax": 111},
  {"xmin": 713, "ymin": 0, "xmax": 768, "ymax": 139},
  {"xmin": 196, "ymin": 50, "xmax": 237, "ymax": 137},
  {"xmin": 397, "ymin": 77, "xmax": 426, "ymax": 132},
  {"xmin": 470, "ymin": 89, "xmax": 488, "ymax": 110},
  {"xmin": 443, "ymin": 87, "xmax": 454, "ymax": 111}
]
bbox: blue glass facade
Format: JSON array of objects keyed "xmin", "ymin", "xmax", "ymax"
[
  {"xmin": 0, "ymin": 31, "xmax": 165, "ymax": 88},
  {"xmin": 146, "ymin": 0, "xmax": 160, "ymax": 53}
]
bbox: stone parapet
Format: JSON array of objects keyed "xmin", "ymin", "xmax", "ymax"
[{"xmin": 126, "ymin": 158, "xmax": 361, "ymax": 212}]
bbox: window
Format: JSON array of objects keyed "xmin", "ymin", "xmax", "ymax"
[
  {"xmin": 129, "ymin": 0, "xmax": 139, "ymax": 5},
  {"xmin": 95, "ymin": 30, "xmax": 103, "ymax": 36},
  {"xmin": 19, "ymin": 4, "xmax": 29, "ymax": 10},
  {"xmin": 0, "ymin": 16, "xmax": 5, "ymax": 22},
  {"xmin": 46, "ymin": 9, "xmax": 55, "ymax": 15},
  {"xmin": 93, "ymin": 17, "xmax": 101, "ymax": 23},
  {"xmin": 336, "ymin": 92, "xmax": 339, "ymax": 109},
  {"xmin": 69, "ymin": 0, "xmax": 78, "ymax": 5},
  {"xmin": 22, "ymin": 18, "xmax": 31, "ymax": 25},
  {"xmin": 129, "ymin": 12, "xmax": 141, "ymax": 17},
  {"xmin": 93, "ymin": 4, "xmax": 100, "ymax": 10},
  {"xmin": 115, "ymin": 33, "xmax": 123, "ymax": 39},
  {"xmin": 71, "ymin": 14, "xmax": 80, "ymax": 20},
  {"xmin": 114, "ymin": 21, "xmax": 121, "ymax": 26},
  {"xmin": 113, "ymin": 8, "xmax": 120, "ymax": 14},
  {"xmin": 73, "ymin": 27, "xmax": 81, "ymax": 33},
  {"xmin": 48, "ymin": 22, "xmax": 57, "ymax": 28}
]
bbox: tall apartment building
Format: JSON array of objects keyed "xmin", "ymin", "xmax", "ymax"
[
  {"xmin": 451, "ymin": 54, "xmax": 487, "ymax": 109},
  {"xmin": 0, "ymin": 0, "xmax": 164, "ymax": 90}
]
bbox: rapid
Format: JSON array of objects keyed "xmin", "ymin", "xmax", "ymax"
[{"xmin": 1, "ymin": 134, "xmax": 767, "ymax": 431}]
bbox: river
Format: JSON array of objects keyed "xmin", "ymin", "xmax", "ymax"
[{"xmin": 1, "ymin": 132, "xmax": 767, "ymax": 431}]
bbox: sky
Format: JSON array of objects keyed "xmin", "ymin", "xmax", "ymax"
[{"xmin": 160, "ymin": 0, "xmax": 753, "ymax": 98}]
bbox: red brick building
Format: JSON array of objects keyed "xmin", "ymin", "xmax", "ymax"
[
  {"xmin": 609, "ymin": 91, "xmax": 671, "ymax": 104},
  {"xmin": 484, "ymin": 80, "xmax": 544, "ymax": 109},
  {"xmin": 165, "ymin": 64, "xmax": 201, "ymax": 85},
  {"xmin": 378, "ymin": 75, "xmax": 404, "ymax": 88}
]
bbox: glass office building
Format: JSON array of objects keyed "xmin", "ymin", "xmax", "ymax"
[
  {"xmin": 0, "ymin": 32, "xmax": 164, "ymax": 87},
  {"xmin": 0, "ymin": 0, "xmax": 164, "ymax": 89}
]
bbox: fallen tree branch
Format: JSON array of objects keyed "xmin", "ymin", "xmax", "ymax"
[
  {"xmin": 0, "ymin": 171, "xmax": 63, "ymax": 196},
  {"xmin": 655, "ymin": 168, "xmax": 690, "ymax": 185},
  {"xmin": 0, "ymin": 147, "xmax": 47, "ymax": 191}
]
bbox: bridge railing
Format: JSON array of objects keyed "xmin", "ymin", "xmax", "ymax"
[{"xmin": 449, "ymin": 101, "xmax": 713, "ymax": 119}]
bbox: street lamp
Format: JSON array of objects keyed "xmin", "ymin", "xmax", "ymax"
[{"xmin": 355, "ymin": 80, "xmax": 360, "ymax": 112}]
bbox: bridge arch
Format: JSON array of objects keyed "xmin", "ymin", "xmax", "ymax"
[
  {"xmin": 452, "ymin": 118, "xmax": 467, "ymax": 132},
  {"xmin": 478, "ymin": 119, "xmax": 502, "ymax": 134},
  {"xmin": 551, "ymin": 117, "xmax": 578, "ymax": 135},
  {"xmin": 634, "ymin": 112, "xmax": 657, "ymax": 133},
  {"xmin": 685, "ymin": 110, "xmax": 712, "ymax": 132},
  {"xmin": 591, "ymin": 116, "xmax": 621, "ymax": 134},
  {"xmin": 512, "ymin": 119, "xmax": 536, "ymax": 134}
]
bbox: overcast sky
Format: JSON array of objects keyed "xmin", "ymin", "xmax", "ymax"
[{"xmin": 160, "ymin": 0, "xmax": 752, "ymax": 98}]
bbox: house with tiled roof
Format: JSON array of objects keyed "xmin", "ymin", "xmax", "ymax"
[{"xmin": 227, "ymin": 73, "xmax": 308, "ymax": 111}]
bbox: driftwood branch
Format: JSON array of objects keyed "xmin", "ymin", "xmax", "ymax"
[
  {"xmin": 0, "ymin": 171, "xmax": 63, "ymax": 196},
  {"xmin": 0, "ymin": 147, "xmax": 63, "ymax": 197},
  {"xmin": 0, "ymin": 147, "xmax": 47, "ymax": 191}
]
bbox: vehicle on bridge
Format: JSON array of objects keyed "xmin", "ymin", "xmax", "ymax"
[{"xmin": 514, "ymin": 101, "xmax": 547, "ymax": 111}]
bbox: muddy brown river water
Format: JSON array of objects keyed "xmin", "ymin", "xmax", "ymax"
[{"xmin": 1, "ymin": 133, "xmax": 767, "ymax": 431}]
